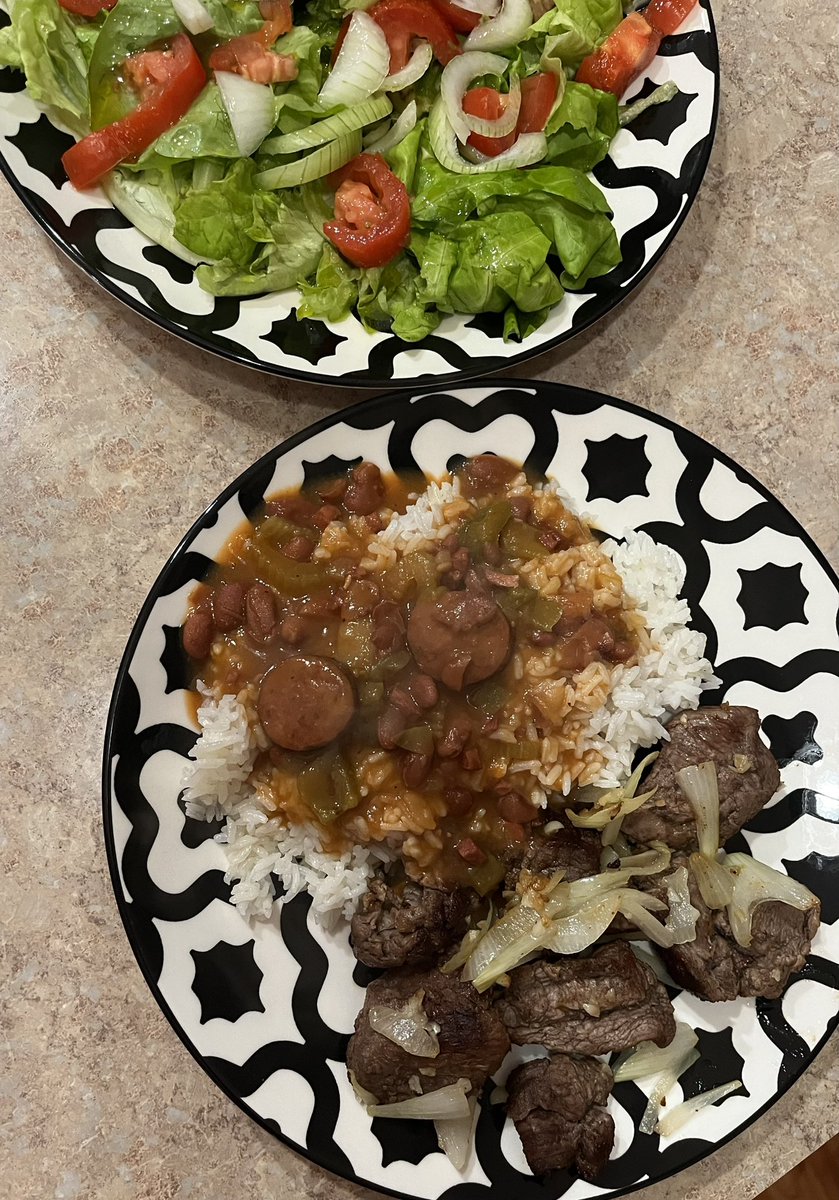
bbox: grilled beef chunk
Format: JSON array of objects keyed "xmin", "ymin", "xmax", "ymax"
[
  {"xmin": 507, "ymin": 1055, "xmax": 614, "ymax": 1180},
  {"xmin": 622, "ymin": 706, "xmax": 780, "ymax": 851},
  {"xmin": 506, "ymin": 827, "xmax": 602, "ymax": 892},
  {"xmin": 496, "ymin": 942, "xmax": 675, "ymax": 1054},
  {"xmin": 654, "ymin": 859, "xmax": 820, "ymax": 1001},
  {"xmin": 347, "ymin": 967, "xmax": 510, "ymax": 1103},
  {"xmin": 351, "ymin": 876, "xmax": 472, "ymax": 969}
]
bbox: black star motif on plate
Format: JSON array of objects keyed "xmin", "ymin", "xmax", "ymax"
[
  {"xmin": 160, "ymin": 623, "xmax": 193, "ymax": 695},
  {"xmin": 622, "ymin": 78, "xmax": 698, "ymax": 146},
  {"xmin": 178, "ymin": 794, "xmax": 224, "ymax": 848},
  {"xmin": 261, "ymin": 310, "xmax": 347, "ymax": 365},
  {"xmin": 582, "ymin": 434, "xmax": 651, "ymax": 503},
  {"xmin": 190, "ymin": 940, "xmax": 265, "ymax": 1023},
  {"xmin": 782, "ymin": 853, "xmax": 839, "ymax": 923},
  {"xmin": 143, "ymin": 243, "xmax": 195, "ymax": 285},
  {"xmin": 678, "ymin": 1027, "xmax": 748, "ymax": 1100},
  {"xmin": 7, "ymin": 115, "xmax": 74, "ymax": 184},
  {"xmin": 761, "ymin": 711, "xmax": 823, "ymax": 767},
  {"xmin": 371, "ymin": 1115, "xmax": 440, "ymax": 1167},
  {"xmin": 736, "ymin": 563, "xmax": 808, "ymax": 631},
  {"xmin": 301, "ymin": 454, "xmax": 362, "ymax": 491}
]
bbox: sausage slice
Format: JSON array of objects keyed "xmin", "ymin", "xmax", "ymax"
[
  {"xmin": 407, "ymin": 586, "xmax": 511, "ymax": 690},
  {"xmin": 257, "ymin": 655, "xmax": 357, "ymax": 751}
]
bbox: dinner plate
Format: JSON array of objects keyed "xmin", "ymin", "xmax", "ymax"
[
  {"xmin": 103, "ymin": 380, "xmax": 839, "ymax": 1199},
  {"xmin": 0, "ymin": 7, "xmax": 718, "ymax": 387}
]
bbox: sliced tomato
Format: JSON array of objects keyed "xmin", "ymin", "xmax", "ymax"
[
  {"xmin": 463, "ymin": 87, "xmax": 516, "ymax": 158},
  {"xmin": 324, "ymin": 153, "xmax": 411, "ymax": 269},
  {"xmin": 369, "ymin": 0, "xmax": 460, "ymax": 72},
  {"xmin": 58, "ymin": 0, "xmax": 117, "ymax": 15},
  {"xmin": 257, "ymin": 0, "xmax": 293, "ymax": 43},
  {"xmin": 210, "ymin": 36, "xmax": 298, "ymax": 79},
  {"xmin": 643, "ymin": 0, "xmax": 697, "ymax": 35},
  {"xmin": 430, "ymin": 0, "xmax": 480, "ymax": 33},
  {"xmin": 575, "ymin": 12, "xmax": 661, "ymax": 97},
  {"xmin": 463, "ymin": 73, "xmax": 558, "ymax": 158},
  {"xmin": 62, "ymin": 34, "xmax": 205, "ymax": 190},
  {"xmin": 517, "ymin": 72, "xmax": 559, "ymax": 132}
]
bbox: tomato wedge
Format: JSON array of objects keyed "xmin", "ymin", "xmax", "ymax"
[
  {"xmin": 62, "ymin": 34, "xmax": 206, "ymax": 189},
  {"xmin": 58, "ymin": 0, "xmax": 117, "ymax": 15},
  {"xmin": 369, "ymin": 0, "xmax": 460, "ymax": 72},
  {"xmin": 463, "ymin": 88, "xmax": 516, "ymax": 158},
  {"xmin": 517, "ymin": 72, "xmax": 559, "ymax": 133},
  {"xmin": 643, "ymin": 0, "xmax": 697, "ymax": 35},
  {"xmin": 575, "ymin": 13, "xmax": 661, "ymax": 97},
  {"xmin": 430, "ymin": 0, "xmax": 480, "ymax": 33},
  {"xmin": 209, "ymin": 0, "xmax": 294, "ymax": 78},
  {"xmin": 463, "ymin": 73, "xmax": 558, "ymax": 158},
  {"xmin": 324, "ymin": 154, "xmax": 411, "ymax": 269}
]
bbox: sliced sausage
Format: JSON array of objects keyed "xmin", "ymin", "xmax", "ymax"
[
  {"xmin": 407, "ymin": 586, "xmax": 511, "ymax": 690},
  {"xmin": 257, "ymin": 655, "xmax": 357, "ymax": 751}
]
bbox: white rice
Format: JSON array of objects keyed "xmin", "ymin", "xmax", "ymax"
[{"xmin": 181, "ymin": 489, "xmax": 717, "ymax": 923}]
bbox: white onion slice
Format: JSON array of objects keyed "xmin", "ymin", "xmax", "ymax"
[
  {"xmin": 689, "ymin": 851, "xmax": 735, "ymax": 910},
  {"xmin": 368, "ymin": 990, "xmax": 440, "ymax": 1058},
  {"xmin": 318, "ymin": 10, "xmax": 390, "ymax": 108},
  {"xmin": 725, "ymin": 852, "xmax": 819, "ymax": 948},
  {"xmin": 215, "ymin": 71, "xmax": 275, "ymax": 157},
  {"xmin": 453, "ymin": 0, "xmax": 500, "ymax": 13},
  {"xmin": 434, "ymin": 1098, "xmax": 477, "ymax": 1170},
  {"xmin": 383, "ymin": 40, "xmax": 433, "ymax": 91},
  {"xmin": 429, "ymin": 99, "xmax": 547, "ymax": 174},
  {"xmin": 657, "ymin": 1080, "xmax": 742, "ymax": 1137},
  {"xmin": 368, "ymin": 1079, "xmax": 472, "ymax": 1120},
  {"xmin": 365, "ymin": 99, "xmax": 418, "ymax": 152},
  {"xmin": 464, "ymin": 76, "xmax": 521, "ymax": 138},
  {"xmin": 613, "ymin": 1022, "xmax": 699, "ymax": 1083},
  {"xmin": 639, "ymin": 1049, "xmax": 700, "ymax": 1134},
  {"xmin": 676, "ymin": 761, "xmax": 720, "ymax": 858},
  {"xmin": 465, "ymin": 0, "xmax": 534, "ymax": 51},
  {"xmin": 440, "ymin": 51, "xmax": 510, "ymax": 142},
  {"xmin": 172, "ymin": 0, "xmax": 214, "ymax": 33}
]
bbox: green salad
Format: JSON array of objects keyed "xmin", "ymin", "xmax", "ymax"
[{"xmin": 0, "ymin": 0, "xmax": 683, "ymax": 340}]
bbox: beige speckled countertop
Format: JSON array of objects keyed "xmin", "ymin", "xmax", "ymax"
[{"xmin": 2, "ymin": 0, "xmax": 839, "ymax": 1195}]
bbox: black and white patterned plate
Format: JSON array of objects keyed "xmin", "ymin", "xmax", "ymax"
[
  {"xmin": 0, "ymin": 7, "xmax": 718, "ymax": 386},
  {"xmin": 103, "ymin": 381, "xmax": 839, "ymax": 1199}
]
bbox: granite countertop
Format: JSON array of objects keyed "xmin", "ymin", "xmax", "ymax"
[{"xmin": 3, "ymin": 0, "xmax": 838, "ymax": 1194}]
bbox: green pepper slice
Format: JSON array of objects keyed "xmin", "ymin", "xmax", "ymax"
[{"xmin": 460, "ymin": 501, "xmax": 513, "ymax": 560}]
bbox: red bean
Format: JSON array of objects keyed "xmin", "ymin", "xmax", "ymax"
[
  {"xmin": 408, "ymin": 674, "xmax": 438, "ymax": 710},
  {"xmin": 245, "ymin": 583, "xmax": 277, "ymax": 641},
  {"xmin": 343, "ymin": 462, "xmax": 385, "ymax": 516},
  {"xmin": 402, "ymin": 752, "xmax": 433, "ymax": 788},
  {"xmin": 318, "ymin": 478, "xmax": 347, "ymax": 504},
  {"xmin": 267, "ymin": 495, "xmax": 319, "ymax": 524},
  {"xmin": 211, "ymin": 582, "xmax": 246, "ymax": 632},
  {"xmin": 437, "ymin": 716, "xmax": 471, "ymax": 759},
  {"xmin": 456, "ymin": 837, "xmax": 487, "ymax": 866},
  {"xmin": 312, "ymin": 504, "xmax": 341, "ymax": 531},
  {"xmin": 182, "ymin": 610, "xmax": 214, "ymax": 659},
  {"xmin": 279, "ymin": 614, "xmax": 305, "ymax": 645},
  {"xmin": 389, "ymin": 684, "xmax": 420, "ymax": 717},
  {"xmin": 378, "ymin": 705, "xmax": 408, "ymax": 750},
  {"xmin": 282, "ymin": 536, "xmax": 316, "ymax": 562},
  {"xmin": 460, "ymin": 747, "xmax": 482, "ymax": 772},
  {"xmin": 498, "ymin": 792, "xmax": 539, "ymax": 823},
  {"xmin": 443, "ymin": 787, "xmax": 474, "ymax": 817}
]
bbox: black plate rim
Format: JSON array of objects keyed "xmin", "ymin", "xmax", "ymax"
[
  {"xmin": 101, "ymin": 377, "xmax": 838, "ymax": 1198},
  {"xmin": 1, "ymin": 8, "xmax": 719, "ymax": 390}
]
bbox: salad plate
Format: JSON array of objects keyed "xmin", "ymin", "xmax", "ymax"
[
  {"xmin": 0, "ymin": 0, "xmax": 717, "ymax": 386},
  {"xmin": 103, "ymin": 380, "xmax": 839, "ymax": 1199}
]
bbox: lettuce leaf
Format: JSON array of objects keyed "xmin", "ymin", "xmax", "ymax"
[
  {"xmin": 412, "ymin": 213, "xmax": 564, "ymax": 315},
  {"xmin": 87, "ymin": 0, "xmax": 181, "ymax": 128},
  {"xmin": 545, "ymin": 80, "xmax": 618, "ymax": 170},
  {"xmin": 197, "ymin": 191, "xmax": 324, "ymax": 296},
  {"xmin": 357, "ymin": 257, "xmax": 440, "ymax": 341},
  {"xmin": 297, "ymin": 243, "xmax": 359, "ymax": 321},
  {"xmin": 525, "ymin": 0, "xmax": 622, "ymax": 67},
  {"xmin": 104, "ymin": 164, "xmax": 203, "ymax": 263},
  {"xmin": 173, "ymin": 158, "xmax": 258, "ymax": 265},
  {"xmin": 0, "ymin": 21, "xmax": 23, "ymax": 68},
  {"xmin": 5, "ymin": 0, "xmax": 92, "ymax": 126}
]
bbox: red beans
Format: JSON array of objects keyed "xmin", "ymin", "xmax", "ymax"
[
  {"xmin": 437, "ymin": 715, "xmax": 472, "ymax": 759},
  {"xmin": 343, "ymin": 462, "xmax": 385, "ymax": 516},
  {"xmin": 245, "ymin": 583, "xmax": 277, "ymax": 641},
  {"xmin": 312, "ymin": 503, "xmax": 341, "ymax": 530},
  {"xmin": 318, "ymin": 478, "xmax": 348, "ymax": 504},
  {"xmin": 443, "ymin": 787, "xmax": 473, "ymax": 817},
  {"xmin": 281, "ymin": 536, "xmax": 314, "ymax": 562},
  {"xmin": 402, "ymin": 752, "xmax": 433, "ymax": 788},
  {"xmin": 211, "ymin": 582, "xmax": 246, "ymax": 632},
  {"xmin": 460, "ymin": 747, "xmax": 481, "ymax": 772},
  {"xmin": 182, "ymin": 610, "xmax": 214, "ymax": 658},
  {"xmin": 409, "ymin": 674, "xmax": 439, "ymax": 710},
  {"xmin": 378, "ymin": 704, "xmax": 408, "ymax": 750},
  {"xmin": 497, "ymin": 791, "xmax": 539, "ymax": 823},
  {"xmin": 279, "ymin": 614, "xmax": 305, "ymax": 645},
  {"xmin": 456, "ymin": 837, "xmax": 487, "ymax": 866},
  {"xmin": 372, "ymin": 600, "xmax": 405, "ymax": 652},
  {"xmin": 267, "ymin": 495, "xmax": 320, "ymax": 524}
]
